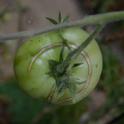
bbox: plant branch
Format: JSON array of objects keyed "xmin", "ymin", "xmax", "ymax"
[{"xmin": 0, "ymin": 11, "xmax": 124, "ymax": 42}]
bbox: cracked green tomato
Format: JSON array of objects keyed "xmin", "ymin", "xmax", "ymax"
[{"xmin": 14, "ymin": 27, "xmax": 102, "ymax": 105}]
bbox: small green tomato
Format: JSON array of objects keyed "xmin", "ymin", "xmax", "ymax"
[{"xmin": 14, "ymin": 27, "xmax": 102, "ymax": 105}]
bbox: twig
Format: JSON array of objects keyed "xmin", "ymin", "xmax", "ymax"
[{"xmin": 0, "ymin": 11, "xmax": 124, "ymax": 42}]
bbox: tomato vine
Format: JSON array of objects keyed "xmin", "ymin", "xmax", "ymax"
[{"xmin": 0, "ymin": 11, "xmax": 124, "ymax": 41}]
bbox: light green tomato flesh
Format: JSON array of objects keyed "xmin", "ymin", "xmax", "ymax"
[{"xmin": 14, "ymin": 27, "xmax": 102, "ymax": 105}]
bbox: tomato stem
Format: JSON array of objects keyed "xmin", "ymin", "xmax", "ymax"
[{"xmin": 0, "ymin": 11, "xmax": 124, "ymax": 41}]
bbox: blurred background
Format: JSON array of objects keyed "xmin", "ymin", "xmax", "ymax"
[{"xmin": 0, "ymin": 0, "xmax": 124, "ymax": 124}]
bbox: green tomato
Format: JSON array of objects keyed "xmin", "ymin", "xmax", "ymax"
[{"xmin": 14, "ymin": 27, "xmax": 102, "ymax": 105}]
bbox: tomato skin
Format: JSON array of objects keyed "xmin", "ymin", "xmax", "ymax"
[{"xmin": 14, "ymin": 27, "xmax": 102, "ymax": 105}]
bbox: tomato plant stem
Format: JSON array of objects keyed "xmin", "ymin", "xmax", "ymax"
[{"xmin": 0, "ymin": 11, "xmax": 124, "ymax": 42}]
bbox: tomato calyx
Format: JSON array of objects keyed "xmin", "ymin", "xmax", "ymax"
[
  {"xmin": 47, "ymin": 24, "xmax": 104, "ymax": 94},
  {"xmin": 46, "ymin": 12, "xmax": 104, "ymax": 94},
  {"xmin": 48, "ymin": 58, "xmax": 82, "ymax": 93}
]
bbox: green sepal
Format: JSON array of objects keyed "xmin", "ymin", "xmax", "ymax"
[
  {"xmin": 72, "ymin": 63, "xmax": 83, "ymax": 68},
  {"xmin": 47, "ymin": 60, "xmax": 59, "ymax": 77},
  {"xmin": 46, "ymin": 17, "xmax": 58, "ymax": 24},
  {"xmin": 46, "ymin": 12, "xmax": 69, "ymax": 25}
]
